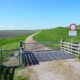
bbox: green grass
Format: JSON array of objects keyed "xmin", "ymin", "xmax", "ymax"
[
  {"xmin": 0, "ymin": 42, "xmax": 19, "ymax": 62},
  {"xmin": 14, "ymin": 76, "xmax": 29, "ymax": 80},
  {"xmin": 0, "ymin": 33, "xmax": 33, "ymax": 80},
  {"xmin": 0, "ymin": 33, "xmax": 33, "ymax": 64},
  {"xmin": 14, "ymin": 68, "xmax": 29, "ymax": 80},
  {"xmin": 76, "ymin": 55, "xmax": 80, "ymax": 61},
  {"xmin": 34, "ymin": 27, "xmax": 80, "ymax": 49},
  {"xmin": 0, "ymin": 32, "xmax": 33, "ymax": 80},
  {"xmin": 0, "ymin": 33, "xmax": 32, "ymax": 49},
  {"xmin": 0, "ymin": 42, "xmax": 19, "ymax": 50}
]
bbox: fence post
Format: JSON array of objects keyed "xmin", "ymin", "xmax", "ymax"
[
  {"xmin": 70, "ymin": 42, "xmax": 72, "ymax": 54},
  {"xmin": 0, "ymin": 50, "xmax": 3, "ymax": 64},
  {"xmin": 19, "ymin": 41, "xmax": 24, "ymax": 66},
  {"xmin": 78, "ymin": 43, "xmax": 80, "ymax": 55},
  {"xmin": 20, "ymin": 41, "xmax": 23, "ymax": 48},
  {"xmin": 60, "ymin": 40, "xmax": 62, "ymax": 51},
  {"xmin": 60, "ymin": 39, "xmax": 64, "ymax": 51},
  {"xmin": 68, "ymin": 43, "xmax": 70, "ymax": 53}
]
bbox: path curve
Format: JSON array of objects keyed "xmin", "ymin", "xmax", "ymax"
[
  {"xmin": 25, "ymin": 32, "xmax": 80, "ymax": 80},
  {"xmin": 25, "ymin": 31, "xmax": 52, "ymax": 51}
]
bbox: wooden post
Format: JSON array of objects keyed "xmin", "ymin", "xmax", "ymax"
[
  {"xmin": 60, "ymin": 39, "xmax": 64, "ymax": 51},
  {"xmin": 68, "ymin": 43, "xmax": 70, "ymax": 53},
  {"xmin": 60, "ymin": 39, "xmax": 62, "ymax": 51},
  {"xmin": 70, "ymin": 43, "xmax": 72, "ymax": 54},
  {"xmin": 78, "ymin": 43, "xmax": 80, "ymax": 55}
]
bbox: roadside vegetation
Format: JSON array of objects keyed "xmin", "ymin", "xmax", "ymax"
[
  {"xmin": 0, "ymin": 33, "xmax": 33, "ymax": 65},
  {"xmin": 76, "ymin": 55, "xmax": 80, "ymax": 61},
  {"xmin": 14, "ymin": 67, "xmax": 30, "ymax": 80},
  {"xmin": 15, "ymin": 76, "xmax": 29, "ymax": 80},
  {"xmin": 0, "ymin": 32, "xmax": 34, "ymax": 80},
  {"xmin": 34, "ymin": 27, "xmax": 80, "ymax": 49},
  {"xmin": 0, "ymin": 33, "xmax": 33, "ymax": 50}
]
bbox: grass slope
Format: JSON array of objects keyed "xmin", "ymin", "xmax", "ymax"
[
  {"xmin": 34, "ymin": 27, "xmax": 80, "ymax": 49},
  {"xmin": 0, "ymin": 33, "xmax": 33, "ymax": 50}
]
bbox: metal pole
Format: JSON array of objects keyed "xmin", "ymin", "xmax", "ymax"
[
  {"xmin": 0, "ymin": 50, "xmax": 3, "ymax": 64},
  {"xmin": 20, "ymin": 41, "xmax": 23, "ymax": 48},
  {"xmin": 19, "ymin": 41, "xmax": 24, "ymax": 67}
]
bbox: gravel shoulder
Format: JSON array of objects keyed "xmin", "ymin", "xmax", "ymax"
[{"xmin": 25, "ymin": 32, "xmax": 80, "ymax": 80}]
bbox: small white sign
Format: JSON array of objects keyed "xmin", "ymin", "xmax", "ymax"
[{"xmin": 69, "ymin": 31, "xmax": 77, "ymax": 37}]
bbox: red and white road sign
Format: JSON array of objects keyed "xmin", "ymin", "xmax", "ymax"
[
  {"xmin": 69, "ymin": 24, "xmax": 77, "ymax": 31},
  {"xmin": 69, "ymin": 23, "xmax": 77, "ymax": 37}
]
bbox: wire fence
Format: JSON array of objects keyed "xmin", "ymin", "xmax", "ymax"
[
  {"xmin": 0, "ymin": 41, "xmax": 60, "ymax": 66},
  {"xmin": 0, "ymin": 48, "xmax": 21, "ymax": 67}
]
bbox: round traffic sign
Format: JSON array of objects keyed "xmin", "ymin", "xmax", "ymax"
[{"xmin": 69, "ymin": 24, "xmax": 77, "ymax": 31}]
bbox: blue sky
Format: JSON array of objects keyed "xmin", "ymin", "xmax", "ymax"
[{"xmin": 0, "ymin": 0, "xmax": 80, "ymax": 30}]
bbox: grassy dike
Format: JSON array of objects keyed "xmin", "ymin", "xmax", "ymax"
[
  {"xmin": 34, "ymin": 27, "xmax": 80, "ymax": 49},
  {"xmin": 0, "ymin": 33, "xmax": 33, "ymax": 50}
]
